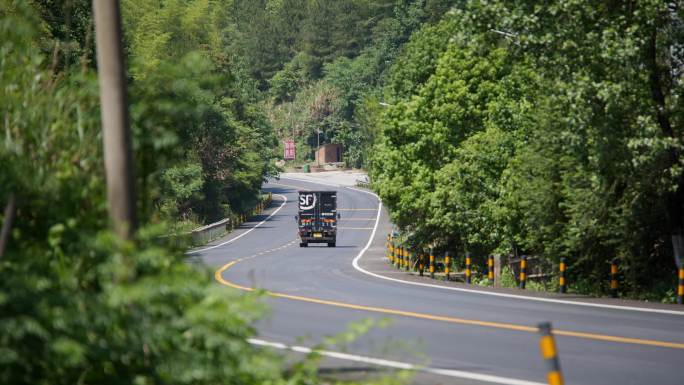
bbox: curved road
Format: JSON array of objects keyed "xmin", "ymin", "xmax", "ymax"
[{"xmin": 196, "ymin": 177, "xmax": 684, "ymax": 385}]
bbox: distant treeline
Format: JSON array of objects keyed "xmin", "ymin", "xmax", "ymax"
[{"xmin": 228, "ymin": 0, "xmax": 460, "ymax": 167}]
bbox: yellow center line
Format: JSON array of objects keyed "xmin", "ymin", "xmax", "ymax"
[{"xmin": 214, "ymin": 259, "xmax": 684, "ymax": 350}]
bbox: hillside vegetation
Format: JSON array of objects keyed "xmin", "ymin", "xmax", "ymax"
[{"xmin": 370, "ymin": 1, "xmax": 684, "ymax": 300}]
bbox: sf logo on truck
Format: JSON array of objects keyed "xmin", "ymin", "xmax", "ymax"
[{"xmin": 299, "ymin": 193, "xmax": 316, "ymax": 210}]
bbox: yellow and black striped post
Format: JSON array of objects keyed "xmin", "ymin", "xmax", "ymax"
[
  {"xmin": 519, "ymin": 255, "xmax": 527, "ymax": 289},
  {"xmin": 394, "ymin": 242, "xmax": 400, "ymax": 269},
  {"xmin": 610, "ymin": 258, "xmax": 618, "ymax": 298},
  {"xmin": 401, "ymin": 247, "xmax": 406, "ymax": 271},
  {"xmin": 538, "ymin": 322, "xmax": 564, "ymax": 385},
  {"xmin": 401, "ymin": 247, "xmax": 406, "ymax": 270},
  {"xmin": 400, "ymin": 246, "xmax": 406, "ymax": 270},
  {"xmin": 465, "ymin": 252, "xmax": 472, "ymax": 284},
  {"xmin": 678, "ymin": 267, "xmax": 684, "ymax": 305},
  {"xmin": 559, "ymin": 257, "xmax": 567, "ymax": 294},
  {"xmin": 388, "ymin": 236, "xmax": 393, "ymax": 264},
  {"xmin": 404, "ymin": 247, "xmax": 410, "ymax": 271},
  {"xmin": 487, "ymin": 255, "xmax": 494, "ymax": 282},
  {"xmin": 445, "ymin": 251, "xmax": 451, "ymax": 281},
  {"xmin": 419, "ymin": 253, "xmax": 425, "ymax": 276},
  {"xmin": 429, "ymin": 248, "xmax": 435, "ymax": 279}
]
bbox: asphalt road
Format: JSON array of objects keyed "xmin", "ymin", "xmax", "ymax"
[{"xmin": 197, "ymin": 177, "xmax": 684, "ymax": 385}]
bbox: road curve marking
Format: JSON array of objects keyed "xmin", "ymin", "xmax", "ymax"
[
  {"xmin": 346, "ymin": 187, "xmax": 684, "ymax": 317},
  {"xmin": 187, "ymin": 194, "xmax": 288, "ymax": 254},
  {"xmin": 214, "ymin": 258, "xmax": 684, "ymax": 350},
  {"xmin": 248, "ymin": 338, "xmax": 546, "ymax": 385}
]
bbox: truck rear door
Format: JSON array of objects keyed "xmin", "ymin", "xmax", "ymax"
[{"xmin": 320, "ymin": 192, "xmax": 337, "ymax": 230}]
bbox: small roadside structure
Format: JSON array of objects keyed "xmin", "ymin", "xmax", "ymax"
[{"xmin": 315, "ymin": 143, "xmax": 343, "ymax": 165}]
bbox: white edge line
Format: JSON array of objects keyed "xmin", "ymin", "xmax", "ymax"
[
  {"xmin": 186, "ymin": 194, "xmax": 288, "ymax": 254},
  {"xmin": 346, "ymin": 186, "xmax": 684, "ymax": 317},
  {"xmin": 247, "ymin": 338, "xmax": 545, "ymax": 385}
]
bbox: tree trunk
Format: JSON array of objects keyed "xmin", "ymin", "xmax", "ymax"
[
  {"xmin": 0, "ymin": 193, "xmax": 17, "ymax": 259},
  {"xmin": 93, "ymin": 0, "xmax": 137, "ymax": 239},
  {"xmin": 647, "ymin": 28, "xmax": 684, "ymax": 254}
]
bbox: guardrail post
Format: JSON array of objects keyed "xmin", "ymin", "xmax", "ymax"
[
  {"xmin": 465, "ymin": 252, "xmax": 472, "ymax": 284},
  {"xmin": 402, "ymin": 246, "xmax": 408, "ymax": 271},
  {"xmin": 677, "ymin": 267, "xmax": 684, "ymax": 305},
  {"xmin": 445, "ymin": 251, "xmax": 451, "ymax": 281},
  {"xmin": 538, "ymin": 322, "xmax": 564, "ymax": 385},
  {"xmin": 394, "ymin": 243, "xmax": 400, "ymax": 269},
  {"xmin": 519, "ymin": 255, "xmax": 527, "ymax": 289},
  {"xmin": 559, "ymin": 258, "xmax": 567, "ymax": 294},
  {"xmin": 487, "ymin": 255, "xmax": 494, "ymax": 283},
  {"xmin": 399, "ymin": 246, "xmax": 404, "ymax": 270},
  {"xmin": 610, "ymin": 258, "xmax": 618, "ymax": 298},
  {"xmin": 419, "ymin": 253, "xmax": 425, "ymax": 276},
  {"xmin": 429, "ymin": 248, "xmax": 435, "ymax": 279}
]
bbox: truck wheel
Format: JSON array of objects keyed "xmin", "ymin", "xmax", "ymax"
[
  {"xmin": 327, "ymin": 242, "xmax": 336, "ymax": 247},
  {"xmin": 300, "ymin": 242, "xmax": 308, "ymax": 247}
]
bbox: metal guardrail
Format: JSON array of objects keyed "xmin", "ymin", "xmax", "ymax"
[
  {"xmin": 190, "ymin": 218, "xmax": 231, "ymax": 245},
  {"xmin": 183, "ymin": 192, "xmax": 273, "ymax": 247}
]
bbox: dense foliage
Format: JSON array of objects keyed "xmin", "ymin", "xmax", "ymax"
[
  {"xmin": 370, "ymin": 1, "xmax": 684, "ymax": 299},
  {"xmin": 0, "ymin": 1, "xmax": 397, "ymax": 384}
]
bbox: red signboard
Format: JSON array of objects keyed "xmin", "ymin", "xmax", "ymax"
[{"xmin": 284, "ymin": 140, "xmax": 296, "ymax": 160}]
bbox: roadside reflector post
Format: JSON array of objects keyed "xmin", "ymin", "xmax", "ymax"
[
  {"xmin": 392, "ymin": 242, "xmax": 398, "ymax": 268},
  {"xmin": 419, "ymin": 253, "xmax": 425, "ymax": 276},
  {"xmin": 396, "ymin": 244, "xmax": 401, "ymax": 269},
  {"xmin": 610, "ymin": 258, "xmax": 619, "ymax": 298},
  {"xmin": 399, "ymin": 246, "xmax": 406, "ymax": 269},
  {"xmin": 677, "ymin": 267, "xmax": 684, "ymax": 305},
  {"xmin": 465, "ymin": 252, "xmax": 472, "ymax": 284},
  {"xmin": 400, "ymin": 246, "xmax": 405, "ymax": 270},
  {"xmin": 538, "ymin": 322, "xmax": 564, "ymax": 385},
  {"xmin": 487, "ymin": 255, "xmax": 494, "ymax": 283},
  {"xmin": 445, "ymin": 251, "xmax": 451, "ymax": 281},
  {"xmin": 399, "ymin": 246, "xmax": 403, "ymax": 269},
  {"xmin": 404, "ymin": 247, "xmax": 410, "ymax": 271},
  {"xmin": 429, "ymin": 248, "xmax": 435, "ymax": 279},
  {"xmin": 559, "ymin": 258, "xmax": 567, "ymax": 294},
  {"xmin": 520, "ymin": 255, "xmax": 527, "ymax": 289}
]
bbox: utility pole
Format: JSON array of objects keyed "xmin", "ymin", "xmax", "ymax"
[{"xmin": 93, "ymin": 0, "xmax": 137, "ymax": 240}]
